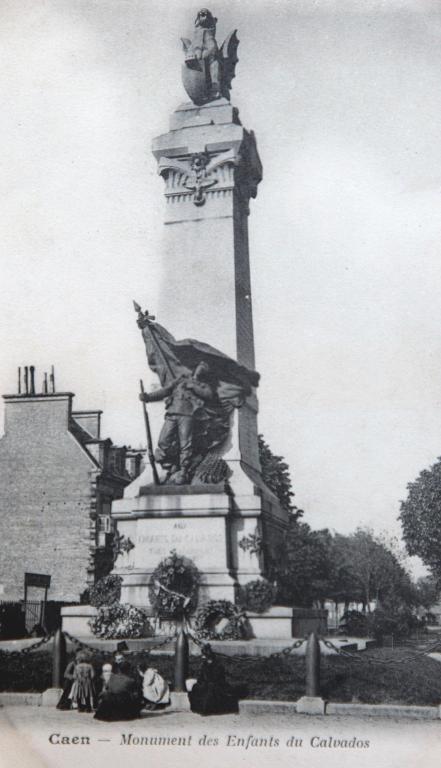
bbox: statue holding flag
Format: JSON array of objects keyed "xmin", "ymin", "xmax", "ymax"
[{"xmin": 134, "ymin": 303, "xmax": 260, "ymax": 486}]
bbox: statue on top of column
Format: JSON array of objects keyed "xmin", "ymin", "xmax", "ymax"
[{"xmin": 181, "ymin": 9, "xmax": 239, "ymax": 106}]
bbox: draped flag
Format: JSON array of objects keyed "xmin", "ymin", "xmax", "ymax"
[
  {"xmin": 137, "ymin": 310, "xmax": 260, "ymax": 405},
  {"xmin": 134, "ymin": 304, "xmax": 260, "ymax": 471}
]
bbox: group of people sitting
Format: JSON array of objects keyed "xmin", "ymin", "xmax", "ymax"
[
  {"xmin": 57, "ymin": 648, "xmax": 170, "ymax": 721},
  {"xmin": 56, "ymin": 643, "xmax": 246, "ymax": 720}
]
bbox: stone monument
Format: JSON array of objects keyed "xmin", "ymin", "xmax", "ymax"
[{"xmin": 112, "ymin": 10, "xmax": 289, "ymax": 613}]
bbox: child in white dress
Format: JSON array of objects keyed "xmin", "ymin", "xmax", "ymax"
[{"xmin": 137, "ymin": 662, "xmax": 170, "ymax": 711}]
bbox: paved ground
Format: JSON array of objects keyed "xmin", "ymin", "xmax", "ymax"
[{"xmin": 1, "ymin": 705, "xmax": 440, "ymax": 768}]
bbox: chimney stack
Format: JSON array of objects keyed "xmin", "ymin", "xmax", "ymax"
[{"xmin": 29, "ymin": 366, "xmax": 35, "ymax": 396}]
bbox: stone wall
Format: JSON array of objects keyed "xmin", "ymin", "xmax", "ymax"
[{"xmin": 0, "ymin": 395, "xmax": 97, "ymax": 602}]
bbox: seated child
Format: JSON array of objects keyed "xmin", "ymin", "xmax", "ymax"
[{"xmin": 137, "ymin": 661, "xmax": 170, "ymax": 710}]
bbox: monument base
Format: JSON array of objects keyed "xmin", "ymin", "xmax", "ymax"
[
  {"xmin": 61, "ymin": 605, "xmax": 98, "ymax": 637},
  {"xmin": 112, "ymin": 479, "xmax": 288, "ymax": 615},
  {"xmin": 42, "ymin": 688, "xmax": 63, "ymax": 707}
]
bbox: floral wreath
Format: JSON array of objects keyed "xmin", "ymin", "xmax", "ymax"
[
  {"xmin": 238, "ymin": 578, "xmax": 275, "ymax": 614},
  {"xmin": 148, "ymin": 550, "xmax": 200, "ymax": 619},
  {"xmin": 194, "ymin": 599, "xmax": 247, "ymax": 640}
]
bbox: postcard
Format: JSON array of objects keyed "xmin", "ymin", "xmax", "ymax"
[{"xmin": 1, "ymin": 2, "xmax": 441, "ymax": 767}]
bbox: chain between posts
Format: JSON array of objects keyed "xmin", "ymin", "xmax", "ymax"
[
  {"xmin": 62, "ymin": 630, "xmax": 175, "ymax": 657},
  {"xmin": 186, "ymin": 627, "xmax": 307, "ymax": 663},
  {"xmin": 2, "ymin": 628, "xmax": 439, "ymax": 668},
  {"xmin": 321, "ymin": 637, "xmax": 441, "ymax": 666},
  {"xmin": 0, "ymin": 632, "xmax": 55, "ymax": 658}
]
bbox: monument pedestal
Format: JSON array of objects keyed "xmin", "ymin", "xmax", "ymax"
[{"xmin": 112, "ymin": 481, "xmax": 287, "ymax": 609}]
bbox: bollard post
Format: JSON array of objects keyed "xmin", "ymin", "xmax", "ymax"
[
  {"xmin": 174, "ymin": 622, "xmax": 189, "ymax": 693},
  {"xmin": 52, "ymin": 628, "xmax": 67, "ymax": 688},
  {"xmin": 305, "ymin": 631, "xmax": 320, "ymax": 697}
]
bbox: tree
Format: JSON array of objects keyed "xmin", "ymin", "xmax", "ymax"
[
  {"xmin": 325, "ymin": 533, "xmax": 364, "ymax": 607},
  {"xmin": 399, "ymin": 459, "xmax": 441, "ymax": 581},
  {"xmin": 275, "ymin": 518, "xmax": 333, "ymax": 607},
  {"xmin": 258, "ymin": 435, "xmax": 302, "ymax": 520},
  {"xmin": 342, "ymin": 528, "xmax": 412, "ymax": 611},
  {"xmin": 413, "ymin": 576, "xmax": 440, "ymax": 611}
]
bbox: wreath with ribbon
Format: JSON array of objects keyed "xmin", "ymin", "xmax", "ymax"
[
  {"xmin": 194, "ymin": 599, "xmax": 248, "ymax": 640},
  {"xmin": 148, "ymin": 550, "xmax": 200, "ymax": 619}
]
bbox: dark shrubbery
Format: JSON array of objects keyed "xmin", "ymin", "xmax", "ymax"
[
  {"xmin": 339, "ymin": 607, "xmax": 424, "ymax": 642},
  {"xmin": 369, "ymin": 607, "xmax": 421, "ymax": 643},
  {"xmin": 2, "ymin": 647, "xmax": 441, "ymax": 705}
]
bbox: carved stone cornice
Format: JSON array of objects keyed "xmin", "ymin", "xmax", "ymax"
[{"xmin": 156, "ymin": 130, "xmax": 262, "ymax": 212}]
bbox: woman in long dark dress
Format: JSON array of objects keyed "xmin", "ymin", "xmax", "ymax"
[
  {"xmin": 189, "ymin": 645, "xmax": 246, "ymax": 716},
  {"xmin": 94, "ymin": 661, "xmax": 143, "ymax": 721},
  {"xmin": 56, "ymin": 658, "xmax": 76, "ymax": 710}
]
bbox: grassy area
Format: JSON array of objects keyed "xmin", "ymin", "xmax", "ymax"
[{"xmin": 1, "ymin": 646, "xmax": 441, "ymax": 706}]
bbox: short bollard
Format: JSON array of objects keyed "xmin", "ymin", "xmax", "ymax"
[
  {"xmin": 52, "ymin": 628, "xmax": 66, "ymax": 688},
  {"xmin": 305, "ymin": 632, "xmax": 320, "ymax": 697},
  {"xmin": 174, "ymin": 624, "xmax": 189, "ymax": 693}
]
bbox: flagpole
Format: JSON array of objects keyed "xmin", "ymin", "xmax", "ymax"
[{"xmin": 139, "ymin": 378, "xmax": 160, "ymax": 486}]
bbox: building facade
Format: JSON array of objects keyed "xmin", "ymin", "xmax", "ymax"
[{"xmin": 0, "ymin": 381, "xmax": 143, "ymax": 603}]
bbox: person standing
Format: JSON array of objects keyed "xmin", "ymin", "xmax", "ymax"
[
  {"xmin": 189, "ymin": 644, "xmax": 247, "ymax": 715},
  {"xmin": 69, "ymin": 651, "xmax": 96, "ymax": 713},
  {"xmin": 56, "ymin": 658, "xmax": 76, "ymax": 710}
]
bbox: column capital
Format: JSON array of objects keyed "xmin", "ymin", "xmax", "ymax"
[{"xmin": 152, "ymin": 109, "xmax": 262, "ymax": 213}]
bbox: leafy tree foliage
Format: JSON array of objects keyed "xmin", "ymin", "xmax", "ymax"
[
  {"xmin": 257, "ymin": 440, "xmax": 418, "ymax": 614},
  {"xmin": 258, "ymin": 435, "xmax": 302, "ymax": 520},
  {"xmin": 399, "ymin": 459, "xmax": 441, "ymax": 581},
  {"xmin": 413, "ymin": 576, "xmax": 440, "ymax": 610},
  {"xmin": 343, "ymin": 528, "xmax": 412, "ymax": 611},
  {"xmin": 323, "ymin": 534, "xmax": 364, "ymax": 606},
  {"xmin": 275, "ymin": 525, "xmax": 413, "ymax": 611},
  {"xmin": 275, "ymin": 518, "xmax": 333, "ymax": 607}
]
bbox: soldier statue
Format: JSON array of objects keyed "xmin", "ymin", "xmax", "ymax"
[
  {"xmin": 139, "ymin": 361, "xmax": 214, "ymax": 485},
  {"xmin": 134, "ymin": 303, "xmax": 259, "ymax": 486}
]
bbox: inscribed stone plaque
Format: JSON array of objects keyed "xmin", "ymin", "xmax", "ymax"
[{"xmin": 135, "ymin": 517, "xmax": 227, "ymax": 570}]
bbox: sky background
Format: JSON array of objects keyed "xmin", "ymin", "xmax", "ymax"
[{"xmin": 1, "ymin": 0, "xmax": 441, "ymax": 575}]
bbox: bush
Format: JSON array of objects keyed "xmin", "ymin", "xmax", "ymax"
[
  {"xmin": 194, "ymin": 600, "xmax": 248, "ymax": 640},
  {"xmin": 88, "ymin": 575, "xmax": 122, "ymax": 608},
  {"xmin": 368, "ymin": 608, "xmax": 415, "ymax": 642},
  {"xmin": 239, "ymin": 579, "xmax": 275, "ymax": 613},
  {"xmin": 339, "ymin": 610, "xmax": 368, "ymax": 636},
  {"xmin": 89, "ymin": 603, "xmax": 152, "ymax": 639},
  {"xmin": 148, "ymin": 550, "xmax": 200, "ymax": 619}
]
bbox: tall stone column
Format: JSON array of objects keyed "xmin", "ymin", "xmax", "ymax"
[{"xmin": 151, "ymin": 99, "xmax": 264, "ymax": 496}]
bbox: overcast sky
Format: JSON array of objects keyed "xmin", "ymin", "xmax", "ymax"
[{"xmin": 1, "ymin": 0, "xmax": 440, "ymax": 573}]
